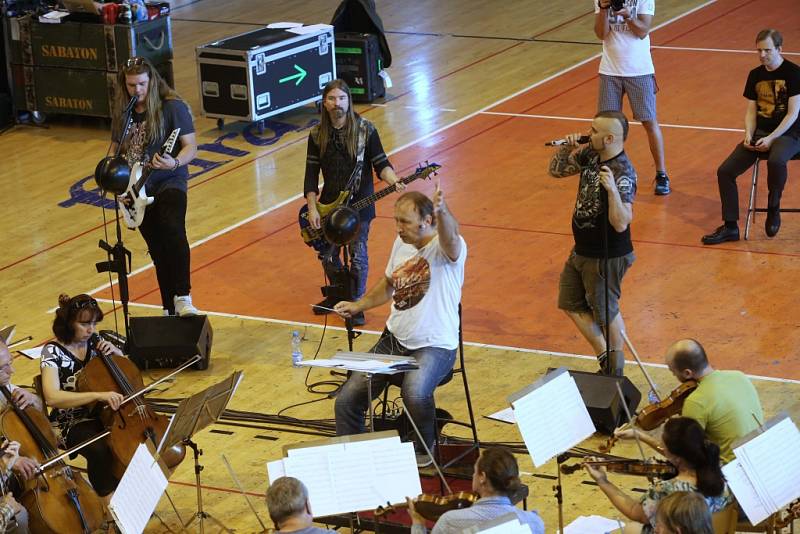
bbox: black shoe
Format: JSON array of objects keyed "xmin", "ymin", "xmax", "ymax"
[
  {"xmin": 701, "ymin": 225, "xmax": 739, "ymax": 245},
  {"xmin": 766, "ymin": 209, "xmax": 781, "ymax": 237},
  {"xmin": 350, "ymin": 312, "xmax": 365, "ymax": 327},
  {"xmin": 313, "ymin": 297, "xmax": 340, "ymax": 315},
  {"xmin": 654, "ymin": 173, "xmax": 671, "ymax": 195}
]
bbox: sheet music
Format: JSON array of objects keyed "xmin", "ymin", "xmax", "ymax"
[
  {"xmin": 17, "ymin": 346, "xmax": 44, "ymax": 360},
  {"xmin": 266, "ymin": 459, "xmax": 286, "ymax": 484},
  {"xmin": 108, "ymin": 444, "xmax": 169, "ymax": 534},
  {"xmin": 274, "ymin": 433, "xmax": 421, "ymax": 517},
  {"xmin": 510, "ymin": 370, "xmax": 595, "ymax": 467},
  {"xmin": 563, "ymin": 515, "xmax": 624, "ymax": 533},
  {"xmin": 735, "ymin": 417, "xmax": 800, "ymax": 511},
  {"xmin": 722, "ymin": 459, "xmax": 770, "ymax": 525},
  {"xmin": 485, "ymin": 406, "xmax": 515, "ymax": 424}
]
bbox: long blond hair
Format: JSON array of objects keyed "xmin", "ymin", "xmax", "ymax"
[
  {"xmin": 112, "ymin": 57, "xmax": 189, "ymax": 148},
  {"xmin": 316, "ymin": 79, "xmax": 358, "ymax": 159}
]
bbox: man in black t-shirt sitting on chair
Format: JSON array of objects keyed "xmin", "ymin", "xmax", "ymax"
[{"xmin": 703, "ymin": 29, "xmax": 800, "ymax": 244}]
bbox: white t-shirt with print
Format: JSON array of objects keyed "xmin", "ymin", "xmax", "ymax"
[
  {"xmin": 384, "ymin": 235, "xmax": 467, "ymax": 351},
  {"xmin": 595, "ymin": 0, "xmax": 655, "ymax": 76}
]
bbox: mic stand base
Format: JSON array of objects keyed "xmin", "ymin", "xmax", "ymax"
[{"xmin": 181, "ymin": 439, "xmax": 234, "ymax": 534}]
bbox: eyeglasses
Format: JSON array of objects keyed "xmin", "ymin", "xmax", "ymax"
[
  {"xmin": 125, "ymin": 57, "xmax": 145, "ymax": 68},
  {"xmin": 70, "ymin": 297, "xmax": 99, "ymax": 311}
]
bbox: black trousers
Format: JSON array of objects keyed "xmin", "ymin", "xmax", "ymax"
[
  {"xmin": 138, "ymin": 188, "xmax": 191, "ymax": 313},
  {"xmin": 717, "ymin": 135, "xmax": 800, "ymax": 221},
  {"xmin": 65, "ymin": 419, "xmax": 118, "ymax": 497}
]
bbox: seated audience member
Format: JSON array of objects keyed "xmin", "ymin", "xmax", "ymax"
[
  {"xmin": 266, "ymin": 477, "xmax": 336, "ymax": 534},
  {"xmin": 407, "ymin": 447, "xmax": 544, "ymax": 534}
]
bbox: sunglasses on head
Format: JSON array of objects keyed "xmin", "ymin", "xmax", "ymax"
[
  {"xmin": 70, "ymin": 297, "xmax": 99, "ymax": 311},
  {"xmin": 124, "ymin": 56, "xmax": 146, "ymax": 68}
]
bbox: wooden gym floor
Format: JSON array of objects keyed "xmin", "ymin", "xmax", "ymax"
[{"xmin": 1, "ymin": 0, "xmax": 799, "ymax": 531}]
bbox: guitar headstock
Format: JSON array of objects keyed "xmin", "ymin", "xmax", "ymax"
[
  {"xmin": 413, "ymin": 161, "xmax": 442, "ymax": 181},
  {"xmin": 160, "ymin": 128, "xmax": 181, "ymax": 155}
]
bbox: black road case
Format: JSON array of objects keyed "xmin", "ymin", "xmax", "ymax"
[
  {"xmin": 196, "ymin": 25, "xmax": 336, "ymax": 123},
  {"xmin": 335, "ymin": 32, "xmax": 384, "ymax": 103}
]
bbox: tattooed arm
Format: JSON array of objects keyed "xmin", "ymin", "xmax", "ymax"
[{"xmin": 549, "ymin": 145, "xmax": 583, "ymax": 178}]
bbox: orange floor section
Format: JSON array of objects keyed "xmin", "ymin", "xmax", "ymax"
[{"xmin": 98, "ymin": 0, "xmax": 800, "ymax": 380}]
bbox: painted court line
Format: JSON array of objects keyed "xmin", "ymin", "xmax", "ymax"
[
  {"xmin": 482, "ymin": 111, "xmax": 743, "ymax": 133},
  {"xmin": 95, "ymin": 298, "xmax": 800, "ymax": 386},
  {"xmin": 652, "ymin": 44, "xmax": 800, "ymax": 56}
]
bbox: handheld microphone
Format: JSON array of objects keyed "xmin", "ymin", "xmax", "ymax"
[
  {"xmin": 545, "ymin": 135, "xmax": 590, "ymax": 147},
  {"xmin": 123, "ymin": 95, "xmax": 137, "ymax": 114}
]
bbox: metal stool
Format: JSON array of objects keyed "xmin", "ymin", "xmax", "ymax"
[{"xmin": 744, "ymin": 151, "xmax": 800, "ymax": 240}]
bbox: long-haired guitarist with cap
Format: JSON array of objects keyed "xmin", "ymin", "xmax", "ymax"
[
  {"xmin": 110, "ymin": 57, "xmax": 198, "ymax": 317},
  {"xmin": 304, "ymin": 79, "xmax": 403, "ymax": 326}
]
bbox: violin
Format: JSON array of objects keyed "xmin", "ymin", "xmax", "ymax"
[
  {"xmin": 0, "ymin": 385, "xmax": 104, "ymax": 534},
  {"xmin": 561, "ymin": 458, "xmax": 677, "ymax": 479},
  {"xmin": 374, "ymin": 491, "xmax": 479, "ymax": 521},
  {"xmin": 600, "ymin": 380, "xmax": 698, "ymax": 453},
  {"xmin": 77, "ymin": 335, "xmax": 185, "ymax": 479},
  {"xmin": 775, "ymin": 499, "xmax": 800, "ymax": 529}
]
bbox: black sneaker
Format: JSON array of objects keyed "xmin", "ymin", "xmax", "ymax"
[
  {"xmin": 313, "ymin": 297, "xmax": 340, "ymax": 315},
  {"xmin": 654, "ymin": 173, "xmax": 671, "ymax": 195},
  {"xmin": 701, "ymin": 225, "xmax": 740, "ymax": 245},
  {"xmin": 765, "ymin": 208, "xmax": 781, "ymax": 237}
]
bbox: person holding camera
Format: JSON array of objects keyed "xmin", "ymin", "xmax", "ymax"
[
  {"xmin": 595, "ymin": 0, "xmax": 669, "ymax": 196},
  {"xmin": 702, "ymin": 29, "xmax": 800, "ymax": 244}
]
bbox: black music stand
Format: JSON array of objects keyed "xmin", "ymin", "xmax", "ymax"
[
  {"xmin": 319, "ymin": 243, "xmax": 359, "ymax": 351},
  {"xmin": 157, "ymin": 371, "xmax": 244, "ymax": 534}
]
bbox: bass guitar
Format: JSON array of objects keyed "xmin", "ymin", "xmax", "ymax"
[
  {"xmin": 298, "ymin": 162, "xmax": 441, "ymax": 253},
  {"xmin": 118, "ymin": 127, "xmax": 181, "ymax": 229}
]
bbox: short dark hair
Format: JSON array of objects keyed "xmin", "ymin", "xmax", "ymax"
[
  {"xmin": 397, "ymin": 191, "xmax": 435, "ymax": 223},
  {"xmin": 476, "ymin": 447, "xmax": 524, "ymax": 500},
  {"xmin": 52, "ymin": 294, "xmax": 103, "ymax": 343},
  {"xmin": 595, "ymin": 110, "xmax": 629, "ymax": 141},
  {"xmin": 671, "ymin": 338, "xmax": 708, "ymax": 373},
  {"xmin": 756, "ymin": 29, "xmax": 783, "ymax": 48},
  {"xmin": 266, "ymin": 477, "xmax": 307, "ymax": 528}
]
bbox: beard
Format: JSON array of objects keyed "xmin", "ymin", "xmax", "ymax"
[{"xmin": 330, "ymin": 107, "xmax": 345, "ymax": 121}]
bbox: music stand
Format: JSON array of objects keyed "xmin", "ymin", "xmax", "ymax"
[{"xmin": 157, "ymin": 371, "xmax": 244, "ymax": 534}]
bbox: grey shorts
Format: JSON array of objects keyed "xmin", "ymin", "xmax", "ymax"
[
  {"xmin": 558, "ymin": 249, "xmax": 635, "ymax": 326},
  {"xmin": 598, "ymin": 74, "xmax": 658, "ymax": 122}
]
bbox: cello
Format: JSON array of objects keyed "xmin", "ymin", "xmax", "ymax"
[
  {"xmin": 0, "ymin": 386, "xmax": 104, "ymax": 534},
  {"xmin": 77, "ymin": 335, "xmax": 185, "ymax": 479}
]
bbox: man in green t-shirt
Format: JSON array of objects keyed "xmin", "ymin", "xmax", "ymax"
[{"xmin": 665, "ymin": 339, "xmax": 764, "ymax": 464}]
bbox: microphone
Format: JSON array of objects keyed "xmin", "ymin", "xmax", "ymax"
[
  {"xmin": 123, "ymin": 95, "xmax": 137, "ymax": 114},
  {"xmin": 545, "ymin": 135, "xmax": 590, "ymax": 146}
]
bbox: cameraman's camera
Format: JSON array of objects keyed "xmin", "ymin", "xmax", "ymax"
[{"xmin": 611, "ymin": 0, "xmax": 625, "ymax": 10}]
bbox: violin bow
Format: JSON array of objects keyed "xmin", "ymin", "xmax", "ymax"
[
  {"xmin": 620, "ymin": 330, "xmax": 661, "ymax": 402},
  {"xmin": 397, "ymin": 398, "xmax": 452, "ymax": 494},
  {"xmin": 615, "ymin": 381, "xmax": 647, "ymax": 462},
  {"xmin": 35, "ymin": 430, "xmax": 112, "ymax": 474},
  {"xmin": 221, "ymin": 454, "xmax": 268, "ymax": 532},
  {"xmin": 118, "ymin": 355, "xmax": 201, "ymax": 408}
]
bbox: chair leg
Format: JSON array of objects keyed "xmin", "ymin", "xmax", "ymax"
[{"xmin": 745, "ymin": 160, "xmax": 760, "ymax": 240}]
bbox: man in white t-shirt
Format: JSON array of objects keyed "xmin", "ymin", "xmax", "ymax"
[
  {"xmin": 595, "ymin": 0, "xmax": 670, "ymax": 195},
  {"xmin": 334, "ymin": 185, "xmax": 467, "ymax": 467}
]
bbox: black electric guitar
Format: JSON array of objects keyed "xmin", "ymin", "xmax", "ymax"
[
  {"xmin": 298, "ymin": 162, "xmax": 441, "ymax": 253},
  {"xmin": 118, "ymin": 128, "xmax": 181, "ymax": 229}
]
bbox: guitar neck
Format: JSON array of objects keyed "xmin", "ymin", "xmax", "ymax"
[{"xmin": 350, "ymin": 173, "xmax": 418, "ymax": 211}]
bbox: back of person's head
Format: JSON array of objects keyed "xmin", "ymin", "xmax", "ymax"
[
  {"xmin": 595, "ymin": 110, "xmax": 629, "ymax": 141},
  {"xmin": 476, "ymin": 447, "xmax": 524, "ymax": 499},
  {"xmin": 670, "ymin": 339, "xmax": 709, "ymax": 374},
  {"xmin": 662, "ymin": 418, "xmax": 724, "ymax": 497},
  {"xmin": 52, "ymin": 294, "xmax": 103, "ymax": 344},
  {"xmin": 266, "ymin": 477, "xmax": 308, "ymax": 528},
  {"xmin": 756, "ymin": 28, "xmax": 783, "ymax": 48},
  {"xmin": 396, "ymin": 191, "xmax": 435, "ymax": 224},
  {"xmin": 656, "ymin": 491, "xmax": 713, "ymax": 534}
]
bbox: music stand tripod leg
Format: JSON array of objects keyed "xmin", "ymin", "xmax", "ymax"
[{"xmin": 181, "ymin": 439, "xmax": 234, "ymax": 534}]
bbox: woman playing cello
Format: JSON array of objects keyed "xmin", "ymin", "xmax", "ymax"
[{"xmin": 40, "ymin": 294, "xmax": 124, "ymax": 505}]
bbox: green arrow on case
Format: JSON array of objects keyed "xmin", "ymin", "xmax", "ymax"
[{"xmin": 279, "ymin": 65, "xmax": 308, "ymax": 86}]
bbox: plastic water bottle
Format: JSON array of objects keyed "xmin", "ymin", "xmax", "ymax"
[{"xmin": 291, "ymin": 331, "xmax": 303, "ymax": 367}]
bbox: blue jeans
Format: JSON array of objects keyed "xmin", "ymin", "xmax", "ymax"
[
  {"xmin": 334, "ymin": 329, "xmax": 457, "ymax": 450},
  {"xmin": 324, "ymin": 220, "xmax": 370, "ymax": 300}
]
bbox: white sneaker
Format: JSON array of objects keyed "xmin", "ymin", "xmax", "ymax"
[
  {"xmin": 162, "ymin": 308, "xmax": 171, "ymax": 316},
  {"xmin": 173, "ymin": 295, "xmax": 199, "ymax": 317}
]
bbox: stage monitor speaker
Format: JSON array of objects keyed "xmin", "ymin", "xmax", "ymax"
[
  {"xmin": 128, "ymin": 315, "xmax": 212, "ymax": 371},
  {"xmin": 548, "ymin": 368, "xmax": 642, "ymax": 435}
]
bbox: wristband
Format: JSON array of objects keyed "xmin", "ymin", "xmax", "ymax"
[{"xmin": 173, "ymin": 157, "xmax": 180, "ymax": 171}]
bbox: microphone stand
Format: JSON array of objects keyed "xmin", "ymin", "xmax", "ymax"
[{"xmin": 95, "ymin": 96, "xmax": 138, "ymax": 343}]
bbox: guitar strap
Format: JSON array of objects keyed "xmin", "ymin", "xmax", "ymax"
[{"xmin": 342, "ymin": 118, "xmax": 370, "ymax": 204}]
